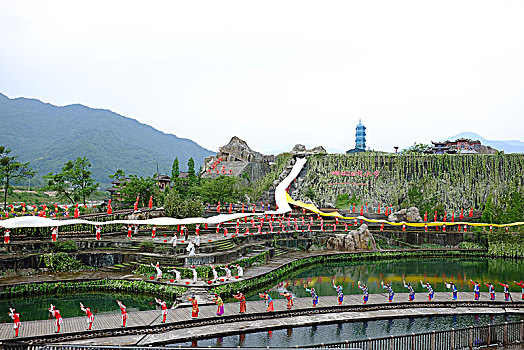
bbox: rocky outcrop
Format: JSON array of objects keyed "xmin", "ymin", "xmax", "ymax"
[
  {"xmin": 387, "ymin": 207, "xmax": 422, "ymax": 223},
  {"xmin": 202, "ymin": 136, "xmax": 275, "ymax": 181},
  {"xmin": 326, "ymin": 224, "xmax": 377, "ymax": 251},
  {"xmin": 292, "ymin": 144, "xmax": 327, "ymax": 156}
]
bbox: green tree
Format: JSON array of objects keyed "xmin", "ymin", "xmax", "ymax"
[
  {"xmin": 0, "ymin": 146, "xmax": 35, "ymax": 209},
  {"xmin": 336, "ymin": 193, "xmax": 350, "ymax": 208},
  {"xmin": 109, "ymin": 169, "xmax": 126, "ymax": 181},
  {"xmin": 171, "ymin": 157, "xmax": 180, "ymax": 192},
  {"xmin": 197, "ymin": 176, "xmax": 241, "ymax": 203},
  {"xmin": 402, "ymin": 143, "xmax": 429, "ymax": 154},
  {"xmin": 187, "ymin": 158, "xmax": 197, "ymax": 183},
  {"xmin": 503, "ymin": 191, "xmax": 524, "ymax": 224},
  {"xmin": 164, "ymin": 191, "xmax": 202, "ymax": 218},
  {"xmin": 120, "ymin": 175, "xmax": 156, "ymax": 207},
  {"xmin": 44, "ymin": 157, "xmax": 98, "ymax": 206},
  {"xmin": 481, "ymin": 193, "xmax": 496, "ymax": 224}
]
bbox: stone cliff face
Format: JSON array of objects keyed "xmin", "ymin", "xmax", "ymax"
[
  {"xmin": 326, "ymin": 224, "xmax": 377, "ymax": 251},
  {"xmin": 202, "ymin": 136, "xmax": 275, "ymax": 182},
  {"xmin": 296, "ymin": 153, "xmax": 524, "ymax": 210}
]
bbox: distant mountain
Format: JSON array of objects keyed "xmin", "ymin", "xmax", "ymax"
[
  {"xmin": 0, "ymin": 93, "xmax": 214, "ymax": 187},
  {"xmin": 441, "ymin": 132, "xmax": 524, "ymax": 154}
]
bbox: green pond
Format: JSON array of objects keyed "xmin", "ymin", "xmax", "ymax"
[
  {"xmin": 246, "ymin": 257, "xmax": 524, "ymax": 301},
  {"xmin": 0, "ymin": 292, "xmax": 171, "ymax": 323}
]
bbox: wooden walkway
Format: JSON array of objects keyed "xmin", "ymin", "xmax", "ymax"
[{"xmin": 1, "ymin": 292, "xmax": 523, "ymax": 343}]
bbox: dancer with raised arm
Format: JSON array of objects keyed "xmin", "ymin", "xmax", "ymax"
[
  {"xmin": 420, "ymin": 281, "xmax": 434, "ymax": 301},
  {"xmin": 499, "ymin": 282, "xmax": 511, "ymax": 301},
  {"xmin": 470, "ymin": 280, "xmax": 480, "ymax": 300},
  {"xmin": 80, "ymin": 302, "xmax": 94, "ymax": 330},
  {"xmin": 8, "ymin": 308, "xmax": 20, "ymax": 338},
  {"xmin": 259, "ymin": 291, "xmax": 274, "ymax": 312},
  {"xmin": 233, "ymin": 291, "xmax": 247, "ymax": 313},
  {"xmin": 155, "ymin": 298, "xmax": 168, "ymax": 323},
  {"xmin": 403, "ymin": 280, "xmax": 415, "ymax": 301},
  {"xmin": 332, "ymin": 280, "xmax": 344, "ymax": 305},
  {"xmin": 220, "ymin": 265, "xmax": 232, "ymax": 280},
  {"xmin": 49, "ymin": 304, "xmax": 62, "ymax": 333},
  {"xmin": 117, "ymin": 300, "xmax": 128, "ymax": 327},
  {"xmin": 280, "ymin": 291, "xmax": 294, "ymax": 309},
  {"xmin": 444, "ymin": 281, "xmax": 458, "ymax": 300},
  {"xmin": 304, "ymin": 285, "xmax": 319, "ymax": 307},
  {"xmin": 169, "ymin": 268, "xmax": 181, "ymax": 282},
  {"xmin": 381, "ymin": 281, "xmax": 395, "ymax": 302},
  {"xmin": 358, "ymin": 281, "xmax": 369, "ymax": 304},
  {"xmin": 485, "ymin": 282, "xmax": 495, "ymax": 300}
]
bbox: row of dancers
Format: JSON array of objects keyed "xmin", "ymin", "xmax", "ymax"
[
  {"xmin": 221, "ymin": 279, "xmax": 524, "ymax": 317},
  {"xmin": 7, "ymin": 299, "xmax": 168, "ymax": 338},
  {"xmin": 151, "ymin": 263, "xmax": 244, "ymax": 283},
  {"xmin": 7, "ymin": 279, "xmax": 524, "ymax": 338}
]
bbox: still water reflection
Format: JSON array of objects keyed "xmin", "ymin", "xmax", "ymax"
[{"xmin": 171, "ymin": 314, "xmax": 523, "ymax": 348}]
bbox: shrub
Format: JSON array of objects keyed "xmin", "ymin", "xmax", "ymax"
[
  {"xmin": 139, "ymin": 241, "xmax": 155, "ymax": 253},
  {"xmin": 53, "ymin": 240, "xmax": 78, "ymax": 252},
  {"xmin": 40, "ymin": 253, "xmax": 93, "ymax": 272}
]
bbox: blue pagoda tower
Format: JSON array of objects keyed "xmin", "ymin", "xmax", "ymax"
[
  {"xmin": 346, "ymin": 119, "xmax": 367, "ymax": 154},
  {"xmin": 355, "ymin": 119, "xmax": 366, "ymax": 150}
]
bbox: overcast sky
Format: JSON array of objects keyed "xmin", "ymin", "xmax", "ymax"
[{"xmin": 1, "ymin": 1, "xmax": 523, "ymax": 154}]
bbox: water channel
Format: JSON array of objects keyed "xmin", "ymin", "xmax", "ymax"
[{"xmin": 170, "ymin": 314, "xmax": 524, "ymax": 348}]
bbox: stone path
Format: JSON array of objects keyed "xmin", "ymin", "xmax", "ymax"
[{"xmin": 1, "ymin": 292, "xmax": 522, "ymax": 345}]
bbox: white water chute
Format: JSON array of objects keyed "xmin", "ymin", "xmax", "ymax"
[{"xmin": 0, "ymin": 157, "xmax": 308, "ymax": 229}]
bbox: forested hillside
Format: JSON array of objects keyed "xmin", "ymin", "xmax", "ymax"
[{"xmin": 0, "ymin": 93, "xmax": 213, "ymax": 187}]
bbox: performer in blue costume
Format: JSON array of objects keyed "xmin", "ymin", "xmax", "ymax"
[
  {"xmin": 381, "ymin": 281, "xmax": 395, "ymax": 302},
  {"xmin": 358, "ymin": 281, "xmax": 369, "ymax": 304},
  {"xmin": 332, "ymin": 280, "xmax": 344, "ymax": 305},
  {"xmin": 421, "ymin": 281, "xmax": 434, "ymax": 301},
  {"xmin": 445, "ymin": 281, "xmax": 458, "ymax": 300},
  {"xmin": 403, "ymin": 280, "xmax": 415, "ymax": 301},
  {"xmin": 304, "ymin": 285, "xmax": 319, "ymax": 307}
]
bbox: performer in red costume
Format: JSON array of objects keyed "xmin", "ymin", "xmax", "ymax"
[
  {"xmin": 49, "ymin": 304, "xmax": 62, "ymax": 333},
  {"xmin": 80, "ymin": 302, "xmax": 94, "ymax": 330},
  {"xmin": 117, "ymin": 300, "xmax": 128, "ymax": 327},
  {"xmin": 155, "ymin": 298, "xmax": 168, "ymax": 323},
  {"xmin": 8, "ymin": 308, "xmax": 20, "ymax": 338}
]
